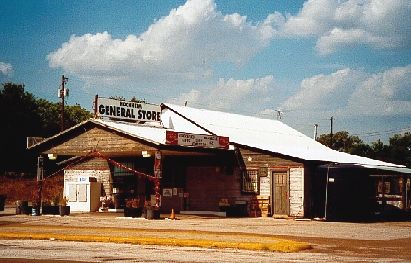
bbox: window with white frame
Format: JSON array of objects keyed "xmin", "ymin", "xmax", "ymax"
[{"xmin": 242, "ymin": 169, "xmax": 258, "ymax": 193}]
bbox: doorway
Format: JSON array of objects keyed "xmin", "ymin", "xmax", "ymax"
[{"xmin": 272, "ymin": 171, "xmax": 289, "ymax": 216}]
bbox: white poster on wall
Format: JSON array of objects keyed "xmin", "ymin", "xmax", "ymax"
[
  {"xmin": 289, "ymin": 168, "xmax": 304, "ymax": 217},
  {"xmin": 259, "ymin": 176, "xmax": 270, "ymax": 197}
]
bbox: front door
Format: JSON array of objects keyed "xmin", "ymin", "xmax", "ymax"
[{"xmin": 273, "ymin": 172, "xmax": 289, "ymax": 216}]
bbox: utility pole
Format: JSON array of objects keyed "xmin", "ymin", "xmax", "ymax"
[
  {"xmin": 313, "ymin": 124, "xmax": 318, "ymax": 140},
  {"xmin": 330, "ymin": 116, "xmax": 334, "ymax": 149},
  {"xmin": 59, "ymin": 75, "xmax": 69, "ymax": 132}
]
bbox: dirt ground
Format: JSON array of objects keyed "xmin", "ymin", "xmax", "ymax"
[{"xmin": 0, "ymin": 207, "xmax": 410, "ymax": 262}]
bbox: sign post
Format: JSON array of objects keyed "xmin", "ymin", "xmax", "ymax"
[{"xmin": 154, "ymin": 151, "xmax": 162, "ymax": 208}]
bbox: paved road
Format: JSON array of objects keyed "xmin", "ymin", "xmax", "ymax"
[
  {"xmin": 0, "ymin": 208, "xmax": 410, "ymax": 262},
  {"xmin": 0, "ymin": 238, "xmax": 408, "ymax": 263}
]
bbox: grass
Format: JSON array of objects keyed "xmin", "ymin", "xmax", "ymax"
[{"xmin": 0, "ymin": 224, "xmax": 311, "ymax": 253}]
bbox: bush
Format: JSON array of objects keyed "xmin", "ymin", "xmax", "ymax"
[{"xmin": 0, "ymin": 174, "xmax": 63, "ymax": 205}]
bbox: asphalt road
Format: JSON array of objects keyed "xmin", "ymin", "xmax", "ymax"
[{"xmin": 0, "ymin": 207, "xmax": 410, "ymax": 262}]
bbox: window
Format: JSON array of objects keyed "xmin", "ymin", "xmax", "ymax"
[
  {"xmin": 113, "ymin": 161, "xmax": 135, "ymax": 177},
  {"xmin": 242, "ymin": 169, "xmax": 258, "ymax": 193}
]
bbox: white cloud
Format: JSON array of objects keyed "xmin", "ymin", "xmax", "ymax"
[
  {"xmin": 267, "ymin": 0, "xmax": 411, "ymax": 54},
  {"xmin": 47, "ymin": 0, "xmax": 271, "ymax": 83},
  {"xmin": 47, "ymin": 0, "xmax": 410, "ymax": 89},
  {"xmin": 169, "ymin": 75, "xmax": 278, "ymax": 113},
  {"xmin": 280, "ymin": 65, "xmax": 411, "ymax": 116},
  {"xmin": 281, "ymin": 68, "xmax": 366, "ymax": 111},
  {"xmin": 0, "ymin": 62, "xmax": 13, "ymax": 76},
  {"xmin": 347, "ymin": 65, "xmax": 411, "ymax": 115}
]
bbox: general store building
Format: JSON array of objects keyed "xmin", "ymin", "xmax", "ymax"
[{"xmin": 28, "ymin": 100, "xmax": 411, "ymax": 219}]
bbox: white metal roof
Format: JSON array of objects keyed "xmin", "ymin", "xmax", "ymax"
[
  {"xmin": 28, "ymin": 104, "xmax": 410, "ymax": 173},
  {"xmin": 162, "ymin": 103, "xmax": 409, "ymax": 171},
  {"xmin": 92, "ymin": 111, "xmax": 211, "ymax": 145}
]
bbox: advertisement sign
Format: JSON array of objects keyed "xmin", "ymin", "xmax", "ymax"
[
  {"xmin": 96, "ymin": 97, "xmax": 161, "ymax": 122},
  {"xmin": 166, "ymin": 131, "xmax": 229, "ymax": 149}
]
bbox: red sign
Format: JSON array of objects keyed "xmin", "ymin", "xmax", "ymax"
[{"xmin": 166, "ymin": 131, "xmax": 229, "ymax": 149}]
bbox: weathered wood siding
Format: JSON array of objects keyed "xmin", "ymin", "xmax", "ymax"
[
  {"xmin": 238, "ymin": 146, "xmax": 305, "ymax": 217},
  {"xmin": 45, "ymin": 127, "xmax": 157, "ymax": 156},
  {"xmin": 240, "ymin": 147, "xmax": 303, "ymax": 169}
]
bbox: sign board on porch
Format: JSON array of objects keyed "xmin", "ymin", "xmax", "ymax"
[
  {"xmin": 259, "ymin": 176, "xmax": 270, "ymax": 197},
  {"xmin": 96, "ymin": 96, "xmax": 161, "ymax": 122},
  {"xmin": 166, "ymin": 131, "xmax": 229, "ymax": 149}
]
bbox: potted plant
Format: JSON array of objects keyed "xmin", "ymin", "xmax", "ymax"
[
  {"xmin": 42, "ymin": 198, "xmax": 59, "ymax": 215},
  {"xmin": 100, "ymin": 195, "xmax": 113, "ymax": 212},
  {"xmin": 124, "ymin": 197, "xmax": 142, "ymax": 217},
  {"xmin": 15, "ymin": 200, "xmax": 30, "ymax": 215},
  {"xmin": 0, "ymin": 194, "xmax": 6, "ymax": 211},
  {"xmin": 59, "ymin": 196, "xmax": 70, "ymax": 216},
  {"xmin": 144, "ymin": 200, "xmax": 160, "ymax": 220},
  {"xmin": 218, "ymin": 198, "xmax": 230, "ymax": 212}
]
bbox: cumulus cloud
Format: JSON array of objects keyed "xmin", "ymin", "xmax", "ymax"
[
  {"xmin": 267, "ymin": 0, "xmax": 411, "ymax": 55},
  {"xmin": 47, "ymin": 0, "xmax": 271, "ymax": 82},
  {"xmin": 47, "ymin": 0, "xmax": 410, "ymax": 87},
  {"xmin": 0, "ymin": 62, "xmax": 13, "ymax": 76},
  {"xmin": 347, "ymin": 65, "xmax": 411, "ymax": 115},
  {"xmin": 169, "ymin": 75, "xmax": 278, "ymax": 113},
  {"xmin": 280, "ymin": 65, "xmax": 411, "ymax": 116}
]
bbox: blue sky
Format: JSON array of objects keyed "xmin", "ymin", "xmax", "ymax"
[{"xmin": 1, "ymin": 0, "xmax": 410, "ymax": 142}]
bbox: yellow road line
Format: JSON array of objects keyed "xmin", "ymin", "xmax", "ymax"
[{"xmin": 0, "ymin": 231, "xmax": 311, "ymax": 253}]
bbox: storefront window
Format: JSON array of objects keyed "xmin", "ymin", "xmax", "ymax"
[
  {"xmin": 113, "ymin": 161, "xmax": 135, "ymax": 177},
  {"xmin": 242, "ymin": 169, "xmax": 258, "ymax": 193}
]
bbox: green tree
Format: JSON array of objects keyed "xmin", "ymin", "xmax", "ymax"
[
  {"xmin": 317, "ymin": 131, "xmax": 365, "ymax": 153},
  {"xmin": 318, "ymin": 130, "xmax": 411, "ymax": 167},
  {"xmin": 388, "ymin": 132, "xmax": 411, "ymax": 167},
  {"xmin": 64, "ymin": 103, "xmax": 93, "ymax": 128},
  {"xmin": 0, "ymin": 83, "xmax": 41, "ymax": 173},
  {"xmin": 0, "ymin": 83, "xmax": 92, "ymax": 175}
]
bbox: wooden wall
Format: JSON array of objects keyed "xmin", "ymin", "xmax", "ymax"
[
  {"xmin": 239, "ymin": 147, "xmax": 303, "ymax": 169},
  {"xmin": 44, "ymin": 126, "xmax": 157, "ymax": 156},
  {"xmin": 238, "ymin": 146, "xmax": 306, "ymax": 217}
]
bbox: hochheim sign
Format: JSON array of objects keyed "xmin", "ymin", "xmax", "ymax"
[{"xmin": 96, "ymin": 97, "xmax": 161, "ymax": 122}]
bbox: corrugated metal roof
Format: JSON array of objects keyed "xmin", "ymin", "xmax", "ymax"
[
  {"xmin": 28, "ymin": 103, "xmax": 409, "ymax": 173},
  {"xmin": 162, "ymin": 103, "xmax": 407, "ymax": 170}
]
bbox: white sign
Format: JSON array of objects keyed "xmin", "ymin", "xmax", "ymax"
[
  {"xmin": 166, "ymin": 131, "xmax": 229, "ymax": 149},
  {"xmin": 259, "ymin": 176, "xmax": 270, "ymax": 197},
  {"xmin": 97, "ymin": 97, "xmax": 161, "ymax": 122}
]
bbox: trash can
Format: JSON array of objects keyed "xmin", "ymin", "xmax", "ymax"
[
  {"xmin": 0, "ymin": 195, "xmax": 6, "ymax": 211},
  {"xmin": 145, "ymin": 207, "xmax": 160, "ymax": 219}
]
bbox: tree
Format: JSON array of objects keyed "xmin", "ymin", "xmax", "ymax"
[
  {"xmin": 318, "ymin": 130, "xmax": 411, "ymax": 167},
  {"xmin": 0, "ymin": 83, "xmax": 92, "ymax": 175},
  {"xmin": 0, "ymin": 83, "xmax": 42, "ymax": 173},
  {"xmin": 317, "ymin": 131, "xmax": 365, "ymax": 154},
  {"xmin": 388, "ymin": 132, "xmax": 411, "ymax": 167}
]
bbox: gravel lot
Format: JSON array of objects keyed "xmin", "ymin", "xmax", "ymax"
[{"xmin": 1, "ymin": 207, "xmax": 410, "ymax": 262}]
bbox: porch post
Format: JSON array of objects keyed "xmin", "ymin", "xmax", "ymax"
[{"xmin": 154, "ymin": 151, "xmax": 162, "ymax": 208}]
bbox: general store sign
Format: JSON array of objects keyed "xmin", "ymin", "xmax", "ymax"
[
  {"xmin": 166, "ymin": 131, "xmax": 229, "ymax": 149},
  {"xmin": 96, "ymin": 97, "xmax": 161, "ymax": 122}
]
